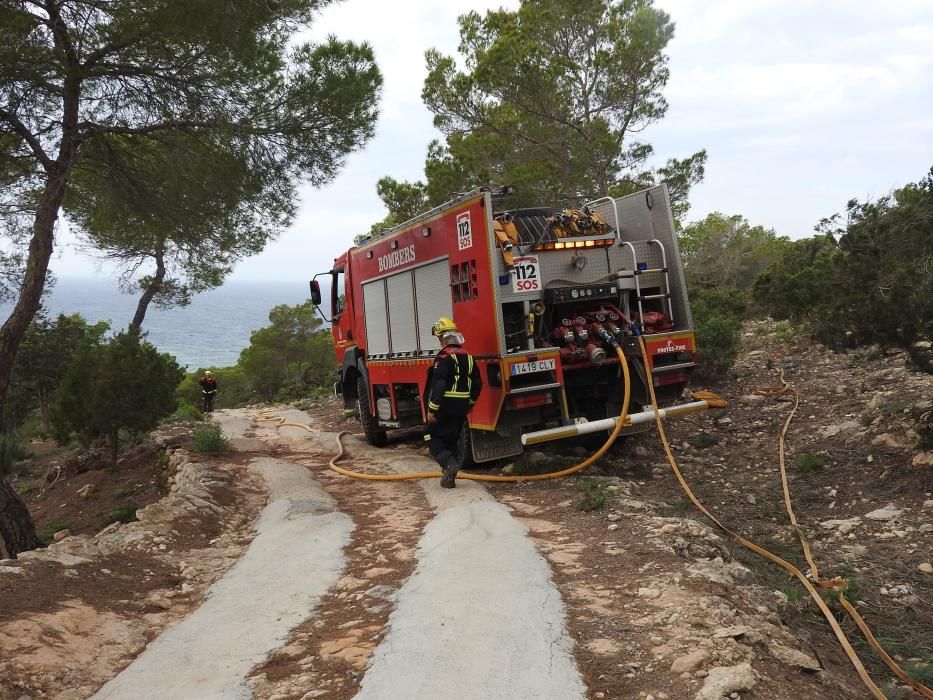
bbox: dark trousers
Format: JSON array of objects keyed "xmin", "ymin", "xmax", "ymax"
[
  {"xmin": 425, "ymin": 414, "xmax": 465, "ymax": 469},
  {"xmin": 203, "ymin": 392, "xmax": 215, "ymax": 413}
]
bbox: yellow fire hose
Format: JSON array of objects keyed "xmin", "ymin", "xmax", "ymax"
[
  {"xmin": 258, "ymin": 345, "xmax": 631, "ymax": 483},
  {"xmin": 637, "ymin": 336, "xmax": 933, "ymax": 700}
]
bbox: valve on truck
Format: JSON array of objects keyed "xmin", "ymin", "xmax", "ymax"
[
  {"xmin": 585, "ymin": 342, "xmax": 607, "ymax": 364},
  {"xmin": 552, "ymin": 326, "xmax": 575, "ymax": 345},
  {"xmin": 589, "ymin": 322, "xmax": 618, "ymax": 348},
  {"xmin": 559, "ymin": 344, "xmax": 586, "ymax": 364}
]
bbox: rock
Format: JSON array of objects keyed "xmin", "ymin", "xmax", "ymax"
[
  {"xmin": 52, "ymin": 528, "xmax": 72, "ymax": 542},
  {"xmin": 919, "ymin": 563, "xmax": 933, "ymax": 574},
  {"xmin": 687, "ymin": 557, "xmax": 750, "ymax": 585},
  {"xmin": 638, "ymin": 587, "xmax": 662, "ymax": 599},
  {"xmin": 0, "ymin": 565, "xmax": 25, "ymax": 575},
  {"xmin": 871, "ymin": 433, "xmax": 906, "ymax": 449},
  {"xmin": 608, "ymin": 523, "xmax": 619, "ymax": 532},
  {"xmin": 822, "ymin": 421, "xmax": 860, "ymax": 438},
  {"xmin": 77, "ymin": 483, "xmax": 94, "ymax": 499},
  {"xmin": 695, "ymin": 662, "xmax": 756, "ymax": 700},
  {"xmin": 607, "ymin": 513, "xmax": 621, "ymax": 522},
  {"xmin": 745, "ymin": 494, "xmax": 757, "ymax": 505},
  {"xmin": 768, "ymin": 642, "xmax": 821, "ymax": 670},
  {"xmin": 633, "ymin": 446, "xmax": 650, "ymax": 459},
  {"xmin": 528, "ymin": 451, "xmax": 548, "ymax": 464},
  {"xmin": 864, "ymin": 505, "xmax": 904, "ymax": 521},
  {"xmin": 820, "ymin": 517, "xmax": 861, "ymax": 534},
  {"xmin": 739, "ymin": 394, "xmax": 765, "ymax": 405},
  {"xmin": 912, "ymin": 452, "xmax": 933, "ymax": 468},
  {"xmin": 715, "ymin": 417, "xmax": 732, "ymax": 426},
  {"xmin": 671, "ymin": 649, "xmax": 710, "ymax": 674},
  {"xmin": 500, "ymin": 463, "xmax": 515, "ymax": 475},
  {"xmin": 712, "ymin": 625, "xmax": 763, "ymax": 644}
]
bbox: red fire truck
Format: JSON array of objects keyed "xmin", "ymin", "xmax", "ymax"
[{"xmin": 310, "ymin": 185, "xmax": 698, "ymax": 464}]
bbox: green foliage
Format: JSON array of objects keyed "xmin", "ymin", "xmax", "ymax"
[
  {"xmin": 192, "ymin": 423, "xmax": 229, "ymax": 454},
  {"xmin": 574, "ymin": 477, "xmax": 609, "ymax": 512},
  {"xmin": 369, "ymin": 0, "xmax": 705, "ymax": 233},
  {"xmin": 51, "ymin": 330, "xmax": 183, "ymax": 466},
  {"xmin": 103, "ymin": 505, "xmax": 138, "ymax": 527},
  {"xmin": 753, "ymin": 235, "xmax": 839, "ymax": 323},
  {"xmin": 237, "ymin": 301, "xmax": 334, "ymax": 402},
  {"xmin": 178, "ymin": 366, "xmax": 253, "ymax": 411},
  {"xmin": 168, "ymin": 402, "xmax": 202, "ymax": 424},
  {"xmin": 680, "ymin": 212, "xmax": 790, "ymax": 292},
  {"xmin": 5, "ymin": 312, "xmax": 109, "ymax": 431},
  {"xmin": 903, "ymin": 659, "xmax": 933, "ymax": 688},
  {"xmin": 64, "ymin": 134, "xmax": 288, "ymax": 328},
  {"xmin": 754, "ymin": 167, "xmax": 933, "ymax": 372},
  {"xmin": 676, "ymin": 212, "xmax": 789, "ymax": 378},
  {"xmin": 689, "ymin": 288, "xmax": 743, "ymax": 378},
  {"xmin": 0, "ymin": 435, "xmax": 25, "ymax": 476},
  {"xmin": 0, "ymin": 0, "xmax": 382, "ymax": 424},
  {"xmin": 793, "ymin": 453, "xmax": 826, "ymax": 473},
  {"xmin": 779, "ymin": 582, "xmax": 805, "ymax": 604},
  {"xmin": 39, "ymin": 520, "xmax": 71, "ymax": 544}
]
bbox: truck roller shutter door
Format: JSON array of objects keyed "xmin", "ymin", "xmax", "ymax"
[
  {"xmin": 362, "ymin": 279, "xmax": 390, "ymax": 356},
  {"xmin": 387, "ymin": 272, "xmax": 418, "ymax": 354},
  {"xmin": 415, "ymin": 259, "xmax": 454, "ymax": 353}
]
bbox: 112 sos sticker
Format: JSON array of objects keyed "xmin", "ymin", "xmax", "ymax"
[{"xmin": 511, "ymin": 256, "xmax": 541, "ymax": 292}]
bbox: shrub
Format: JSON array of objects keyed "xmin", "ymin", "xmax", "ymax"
[
  {"xmin": 168, "ymin": 401, "xmax": 201, "ymax": 423},
  {"xmin": 0, "ymin": 434, "xmax": 26, "ymax": 476},
  {"xmin": 192, "ymin": 423, "xmax": 229, "ymax": 453},
  {"xmin": 690, "ymin": 288, "xmax": 744, "ymax": 378},
  {"xmin": 52, "ymin": 329, "xmax": 184, "ymax": 466},
  {"xmin": 40, "ymin": 520, "xmax": 71, "ymax": 543},
  {"xmin": 793, "ymin": 453, "xmax": 826, "ymax": 473},
  {"xmin": 574, "ymin": 477, "xmax": 609, "ymax": 512},
  {"xmin": 103, "ymin": 504, "xmax": 137, "ymax": 526}
]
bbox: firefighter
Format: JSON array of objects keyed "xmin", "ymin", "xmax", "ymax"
[
  {"xmin": 199, "ymin": 370, "xmax": 218, "ymax": 413},
  {"xmin": 425, "ymin": 317, "xmax": 482, "ymax": 488}
]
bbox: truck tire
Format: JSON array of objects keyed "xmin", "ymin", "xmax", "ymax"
[{"xmin": 356, "ymin": 376, "xmax": 387, "ymax": 447}]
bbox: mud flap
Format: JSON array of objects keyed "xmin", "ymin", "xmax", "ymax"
[{"xmin": 470, "ymin": 427, "xmax": 523, "ymax": 463}]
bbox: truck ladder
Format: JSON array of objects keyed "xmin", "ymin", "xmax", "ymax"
[{"xmin": 620, "ymin": 239, "xmax": 675, "ymax": 329}]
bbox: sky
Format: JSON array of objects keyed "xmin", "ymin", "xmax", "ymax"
[{"xmin": 50, "ymin": 0, "xmax": 933, "ymax": 283}]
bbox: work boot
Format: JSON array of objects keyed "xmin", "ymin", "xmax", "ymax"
[{"xmin": 440, "ymin": 459, "xmax": 458, "ymax": 488}]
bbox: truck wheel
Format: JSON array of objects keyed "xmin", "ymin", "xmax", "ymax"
[{"xmin": 356, "ymin": 376, "xmax": 387, "ymax": 447}]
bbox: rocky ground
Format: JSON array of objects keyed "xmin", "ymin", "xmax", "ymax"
[{"xmin": 0, "ymin": 320, "xmax": 929, "ymax": 699}]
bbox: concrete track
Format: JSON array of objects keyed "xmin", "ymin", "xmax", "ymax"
[{"xmin": 95, "ymin": 408, "xmax": 584, "ymax": 699}]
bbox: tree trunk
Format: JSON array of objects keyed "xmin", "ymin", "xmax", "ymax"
[
  {"xmin": 0, "ymin": 170, "xmax": 67, "ymax": 425},
  {"xmin": 130, "ymin": 248, "xmax": 166, "ymax": 330},
  {"xmin": 110, "ymin": 430, "xmax": 119, "ymax": 468},
  {"xmin": 39, "ymin": 386, "xmax": 50, "ymax": 434},
  {"xmin": 0, "ymin": 477, "xmax": 43, "ymax": 557}
]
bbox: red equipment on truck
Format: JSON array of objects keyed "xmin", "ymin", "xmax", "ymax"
[{"xmin": 310, "ymin": 185, "xmax": 699, "ymax": 465}]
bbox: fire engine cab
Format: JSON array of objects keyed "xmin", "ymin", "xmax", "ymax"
[{"xmin": 310, "ymin": 185, "xmax": 697, "ymax": 465}]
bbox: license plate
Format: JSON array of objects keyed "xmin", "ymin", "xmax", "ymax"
[{"xmin": 510, "ymin": 358, "xmax": 556, "ymax": 376}]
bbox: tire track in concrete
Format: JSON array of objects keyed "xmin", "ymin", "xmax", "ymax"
[
  {"xmin": 249, "ymin": 409, "xmax": 587, "ymax": 699},
  {"xmin": 94, "ymin": 413, "xmax": 353, "ymax": 699}
]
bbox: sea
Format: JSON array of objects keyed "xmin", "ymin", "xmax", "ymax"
[{"xmin": 0, "ymin": 277, "xmax": 314, "ymax": 371}]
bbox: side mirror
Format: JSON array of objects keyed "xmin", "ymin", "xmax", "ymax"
[{"xmin": 309, "ymin": 279, "xmax": 322, "ymax": 306}]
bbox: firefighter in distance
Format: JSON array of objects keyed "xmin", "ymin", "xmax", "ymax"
[
  {"xmin": 199, "ymin": 370, "xmax": 218, "ymax": 413},
  {"xmin": 425, "ymin": 317, "xmax": 483, "ymax": 488}
]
